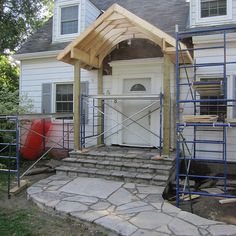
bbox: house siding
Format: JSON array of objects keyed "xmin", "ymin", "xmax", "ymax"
[
  {"xmin": 84, "ymin": 0, "xmax": 101, "ymax": 30},
  {"xmin": 20, "ymin": 57, "xmax": 102, "ymax": 149}
]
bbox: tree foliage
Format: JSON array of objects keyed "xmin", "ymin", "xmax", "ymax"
[
  {"xmin": 0, "ymin": 0, "xmax": 53, "ymax": 54},
  {"xmin": 0, "ymin": 55, "xmax": 19, "ymax": 91}
]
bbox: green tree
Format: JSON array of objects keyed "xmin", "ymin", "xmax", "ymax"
[
  {"xmin": 0, "ymin": 55, "xmax": 19, "ymax": 91},
  {"xmin": 0, "ymin": 0, "xmax": 53, "ymax": 54}
]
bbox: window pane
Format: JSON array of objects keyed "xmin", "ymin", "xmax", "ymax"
[
  {"xmin": 201, "ymin": 0, "xmax": 227, "ymax": 17},
  {"xmin": 61, "ymin": 21, "xmax": 78, "ymax": 35},
  {"xmin": 130, "ymin": 84, "xmax": 146, "ymax": 92},
  {"xmin": 56, "ymin": 84, "xmax": 73, "ymax": 113},
  {"xmin": 61, "ymin": 5, "xmax": 78, "ymax": 35},
  {"xmin": 61, "ymin": 6, "xmax": 78, "ymax": 22}
]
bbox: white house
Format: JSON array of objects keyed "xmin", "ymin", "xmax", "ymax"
[{"xmin": 14, "ymin": 0, "xmax": 236, "ymax": 162}]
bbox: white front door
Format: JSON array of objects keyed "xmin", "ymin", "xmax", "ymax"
[{"xmin": 122, "ymin": 78, "xmax": 152, "ymax": 146}]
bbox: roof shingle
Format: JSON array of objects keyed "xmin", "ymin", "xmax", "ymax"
[{"xmin": 17, "ymin": 0, "xmax": 189, "ymax": 55}]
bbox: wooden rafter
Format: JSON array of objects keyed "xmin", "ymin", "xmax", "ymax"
[{"xmin": 57, "ymin": 3, "xmax": 193, "ymax": 68}]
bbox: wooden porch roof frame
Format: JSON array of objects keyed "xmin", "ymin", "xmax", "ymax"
[{"xmin": 57, "ymin": 3, "xmax": 192, "ymax": 68}]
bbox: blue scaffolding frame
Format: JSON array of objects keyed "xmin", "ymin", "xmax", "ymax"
[
  {"xmin": 176, "ymin": 26, "xmax": 236, "ymax": 207},
  {"xmin": 0, "ymin": 116, "xmax": 20, "ymax": 189},
  {"xmin": 80, "ymin": 93, "xmax": 164, "ymax": 154}
]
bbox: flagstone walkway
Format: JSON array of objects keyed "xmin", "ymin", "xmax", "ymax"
[{"xmin": 27, "ymin": 175, "xmax": 236, "ymax": 236}]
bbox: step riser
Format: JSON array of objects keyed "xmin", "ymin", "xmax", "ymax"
[
  {"xmin": 62, "ymin": 161, "xmax": 171, "ymax": 175},
  {"xmin": 56, "ymin": 169, "xmax": 167, "ymax": 186},
  {"xmin": 70, "ymin": 154, "xmax": 174, "ymax": 165}
]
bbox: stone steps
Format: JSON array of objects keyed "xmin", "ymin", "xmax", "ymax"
[
  {"xmin": 56, "ymin": 165, "xmax": 169, "ymax": 186},
  {"xmin": 62, "ymin": 157, "xmax": 172, "ymax": 175},
  {"xmin": 70, "ymin": 151, "xmax": 174, "ymax": 165},
  {"xmin": 56, "ymin": 148, "xmax": 175, "ymax": 186}
]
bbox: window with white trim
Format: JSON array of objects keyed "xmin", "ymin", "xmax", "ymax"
[
  {"xmin": 54, "ymin": 82, "xmax": 89, "ymax": 123},
  {"xmin": 56, "ymin": 84, "xmax": 73, "ymax": 113},
  {"xmin": 200, "ymin": 0, "xmax": 227, "ymax": 18},
  {"xmin": 61, "ymin": 5, "xmax": 79, "ymax": 35}
]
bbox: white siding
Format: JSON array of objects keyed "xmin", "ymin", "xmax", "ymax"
[
  {"xmin": 84, "ymin": 0, "xmax": 101, "ymax": 30},
  {"xmin": 179, "ymin": 33, "xmax": 236, "ymax": 161},
  {"xmin": 20, "ymin": 57, "xmax": 100, "ymax": 149},
  {"xmin": 190, "ymin": 0, "xmax": 236, "ymax": 27}
]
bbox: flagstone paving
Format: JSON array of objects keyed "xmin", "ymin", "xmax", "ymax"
[{"xmin": 27, "ymin": 175, "xmax": 236, "ymax": 236}]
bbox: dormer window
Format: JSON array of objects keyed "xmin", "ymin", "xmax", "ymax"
[
  {"xmin": 61, "ymin": 5, "xmax": 79, "ymax": 35},
  {"xmin": 201, "ymin": 0, "xmax": 227, "ymax": 18}
]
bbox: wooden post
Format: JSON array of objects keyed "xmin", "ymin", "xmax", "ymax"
[
  {"xmin": 97, "ymin": 67, "xmax": 104, "ymax": 145},
  {"xmin": 163, "ymin": 54, "xmax": 171, "ymax": 157},
  {"xmin": 173, "ymin": 66, "xmax": 177, "ymax": 149},
  {"xmin": 74, "ymin": 61, "xmax": 81, "ymax": 151}
]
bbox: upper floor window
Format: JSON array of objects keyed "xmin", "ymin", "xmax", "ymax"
[
  {"xmin": 61, "ymin": 5, "xmax": 79, "ymax": 35},
  {"xmin": 201, "ymin": 0, "xmax": 227, "ymax": 18}
]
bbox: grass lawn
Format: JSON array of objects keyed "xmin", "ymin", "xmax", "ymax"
[
  {"xmin": 0, "ymin": 208, "xmax": 41, "ymax": 236},
  {"xmin": 0, "ymin": 172, "xmax": 110, "ymax": 236}
]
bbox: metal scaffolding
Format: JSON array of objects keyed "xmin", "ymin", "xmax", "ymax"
[
  {"xmin": 176, "ymin": 25, "xmax": 236, "ymax": 207},
  {"xmin": 80, "ymin": 93, "xmax": 163, "ymax": 155}
]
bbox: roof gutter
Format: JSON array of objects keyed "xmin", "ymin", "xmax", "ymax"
[{"xmin": 13, "ymin": 50, "xmax": 62, "ymax": 61}]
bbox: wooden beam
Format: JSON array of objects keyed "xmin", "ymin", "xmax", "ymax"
[
  {"xmin": 163, "ymin": 54, "xmax": 171, "ymax": 157},
  {"xmin": 74, "ymin": 61, "xmax": 81, "ymax": 151},
  {"xmin": 173, "ymin": 65, "xmax": 177, "ymax": 150},
  {"xmin": 97, "ymin": 67, "xmax": 104, "ymax": 145},
  {"xmin": 71, "ymin": 48, "xmax": 99, "ymax": 68},
  {"xmin": 106, "ymin": 12, "xmax": 125, "ymax": 21}
]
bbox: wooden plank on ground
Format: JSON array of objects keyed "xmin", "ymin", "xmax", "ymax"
[
  {"xmin": 219, "ymin": 198, "xmax": 236, "ymax": 204},
  {"xmin": 10, "ymin": 179, "xmax": 30, "ymax": 195}
]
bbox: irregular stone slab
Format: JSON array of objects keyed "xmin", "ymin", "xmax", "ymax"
[
  {"xmin": 46, "ymin": 175, "xmax": 72, "ymax": 181},
  {"xmin": 116, "ymin": 201, "xmax": 148, "ymax": 211},
  {"xmin": 71, "ymin": 210, "xmax": 108, "ymax": 222},
  {"xmin": 177, "ymin": 211, "xmax": 220, "ymax": 226},
  {"xmin": 108, "ymin": 188, "xmax": 138, "ymax": 206},
  {"xmin": 162, "ymin": 202, "xmax": 181, "ymax": 215},
  {"xmin": 168, "ymin": 218, "xmax": 199, "ymax": 236},
  {"xmin": 144, "ymin": 194, "xmax": 164, "ymax": 203},
  {"xmin": 130, "ymin": 211, "xmax": 172, "ymax": 230},
  {"xmin": 117, "ymin": 205, "xmax": 155, "ymax": 215},
  {"xmin": 60, "ymin": 177, "xmax": 122, "ymax": 199},
  {"xmin": 136, "ymin": 194, "xmax": 148, "ymax": 199},
  {"xmin": 45, "ymin": 200, "xmax": 60, "ymax": 208},
  {"xmin": 156, "ymin": 225, "xmax": 173, "ymax": 235},
  {"xmin": 49, "ymin": 180, "xmax": 70, "ymax": 186},
  {"xmin": 95, "ymin": 215, "xmax": 137, "ymax": 236},
  {"xmin": 55, "ymin": 201, "xmax": 88, "ymax": 214},
  {"xmin": 132, "ymin": 229, "xmax": 169, "ymax": 236},
  {"xmin": 31, "ymin": 192, "xmax": 61, "ymax": 204},
  {"xmin": 208, "ymin": 224, "xmax": 236, "ymax": 236},
  {"xmin": 91, "ymin": 201, "xmax": 111, "ymax": 210},
  {"xmin": 63, "ymin": 195, "xmax": 98, "ymax": 204},
  {"xmin": 151, "ymin": 202, "xmax": 163, "ymax": 210},
  {"xmin": 27, "ymin": 187, "xmax": 43, "ymax": 195},
  {"xmin": 46, "ymin": 185, "xmax": 62, "ymax": 191},
  {"xmin": 137, "ymin": 186, "xmax": 164, "ymax": 195},
  {"xmin": 198, "ymin": 228, "xmax": 209, "ymax": 236},
  {"xmin": 123, "ymin": 183, "xmax": 136, "ymax": 189}
]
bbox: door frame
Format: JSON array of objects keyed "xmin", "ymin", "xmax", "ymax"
[{"xmin": 108, "ymin": 58, "xmax": 164, "ymax": 147}]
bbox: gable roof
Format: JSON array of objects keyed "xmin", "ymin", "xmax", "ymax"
[
  {"xmin": 90, "ymin": 0, "xmax": 189, "ymax": 36},
  {"xmin": 57, "ymin": 4, "xmax": 192, "ymax": 68},
  {"xmin": 16, "ymin": 0, "xmax": 189, "ymax": 55}
]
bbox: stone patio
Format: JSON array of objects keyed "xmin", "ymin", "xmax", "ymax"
[{"xmin": 27, "ymin": 175, "xmax": 236, "ymax": 236}]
